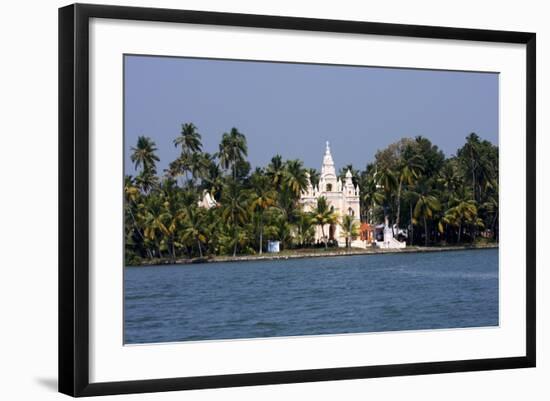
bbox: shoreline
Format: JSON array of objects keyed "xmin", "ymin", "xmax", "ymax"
[{"xmin": 128, "ymin": 243, "xmax": 499, "ymax": 267}]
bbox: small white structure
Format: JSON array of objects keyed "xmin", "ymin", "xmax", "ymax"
[
  {"xmin": 375, "ymin": 225, "xmax": 406, "ymax": 249},
  {"xmin": 267, "ymin": 240, "xmax": 280, "ymax": 253},
  {"xmin": 197, "ymin": 190, "xmax": 217, "ymax": 209},
  {"xmin": 300, "ymin": 141, "xmax": 361, "ymax": 247}
]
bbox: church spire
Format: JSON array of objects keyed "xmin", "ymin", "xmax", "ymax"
[{"xmin": 321, "ymin": 140, "xmax": 336, "ymax": 178}]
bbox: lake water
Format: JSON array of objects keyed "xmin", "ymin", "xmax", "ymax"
[{"xmin": 124, "ymin": 249, "xmax": 498, "ymax": 344}]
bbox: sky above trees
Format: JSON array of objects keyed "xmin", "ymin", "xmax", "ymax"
[{"xmin": 124, "ymin": 55, "xmax": 498, "ymax": 176}]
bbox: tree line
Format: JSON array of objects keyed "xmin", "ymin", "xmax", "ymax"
[{"xmin": 125, "ymin": 123, "xmax": 498, "ymax": 265}]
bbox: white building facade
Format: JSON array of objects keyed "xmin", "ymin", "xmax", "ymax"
[{"xmin": 300, "ymin": 142, "xmax": 361, "ymax": 247}]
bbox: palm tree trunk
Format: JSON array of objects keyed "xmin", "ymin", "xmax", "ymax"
[
  {"xmin": 396, "ymin": 179, "xmax": 403, "ymax": 229},
  {"xmin": 458, "ymin": 223, "xmax": 462, "ymax": 243},
  {"xmin": 232, "ymin": 232, "xmax": 238, "ymax": 257},
  {"xmin": 259, "ymin": 219, "xmax": 263, "ymax": 255},
  {"xmin": 423, "ymin": 216, "xmax": 428, "ymax": 247},
  {"xmin": 409, "ymin": 202, "xmax": 414, "ymax": 246},
  {"xmin": 320, "ymin": 225, "xmax": 328, "ymax": 250},
  {"xmin": 197, "ymin": 238, "xmax": 203, "ymax": 258}
]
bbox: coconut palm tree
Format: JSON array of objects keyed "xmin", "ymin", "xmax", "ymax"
[
  {"xmin": 374, "ymin": 166, "xmax": 398, "ymax": 227},
  {"xmin": 202, "ymin": 159, "xmax": 224, "ymax": 201},
  {"xmin": 218, "ymin": 127, "xmax": 248, "ymax": 180},
  {"xmin": 131, "ymin": 136, "xmax": 160, "ymax": 193},
  {"xmin": 481, "ymin": 179, "xmax": 499, "ymax": 240},
  {"xmin": 312, "ymin": 196, "xmax": 337, "ymax": 250},
  {"xmin": 403, "ymin": 189, "xmax": 419, "ymax": 245},
  {"xmin": 174, "ymin": 123, "xmax": 202, "ymax": 154},
  {"xmin": 441, "ymin": 199, "xmax": 481, "ymax": 243},
  {"xmin": 221, "ymin": 179, "xmax": 249, "ymax": 256},
  {"xmin": 306, "ymin": 168, "xmax": 320, "ymax": 189},
  {"xmin": 293, "ymin": 208, "xmax": 315, "ymax": 247},
  {"xmin": 266, "ymin": 155, "xmax": 285, "ymax": 191},
  {"xmin": 438, "ymin": 160, "xmax": 462, "ymax": 195},
  {"xmin": 124, "ymin": 175, "xmax": 153, "ymax": 259},
  {"xmin": 179, "ymin": 203, "xmax": 207, "ymax": 258},
  {"xmin": 361, "ymin": 174, "xmax": 383, "ymax": 224},
  {"xmin": 412, "ymin": 185, "xmax": 441, "ymax": 246},
  {"xmin": 457, "ymin": 132, "xmax": 481, "ymax": 201},
  {"xmin": 249, "ymin": 173, "xmax": 277, "ymax": 254},
  {"xmin": 138, "ymin": 195, "xmax": 170, "ymax": 258},
  {"xmin": 395, "ymin": 153, "xmax": 423, "ymax": 230},
  {"xmin": 340, "ymin": 214, "xmax": 360, "ymax": 248},
  {"xmin": 135, "ymin": 170, "xmax": 159, "ymax": 194},
  {"xmin": 283, "ymin": 159, "xmax": 308, "ymax": 199},
  {"xmin": 131, "ymin": 136, "xmax": 160, "ymax": 173}
]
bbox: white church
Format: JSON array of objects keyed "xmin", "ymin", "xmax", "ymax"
[
  {"xmin": 300, "ymin": 141, "xmax": 362, "ymax": 247},
  {"xmin": 198, "ymin": 140, "xmax": 406, "ymax": 250}
]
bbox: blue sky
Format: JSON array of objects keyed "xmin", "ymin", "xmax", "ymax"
[{"xmin": 124, "ymin": 55, "xmax": 498, "ymax": 175}]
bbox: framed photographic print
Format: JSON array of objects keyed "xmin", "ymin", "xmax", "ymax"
[{"xmin": 58, "ymin": 3, "xmax": 536, "ymax": 397}]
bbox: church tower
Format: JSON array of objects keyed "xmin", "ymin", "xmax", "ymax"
[{"xmin": 300, "ymin": 141, "xmax": 361, "ymax": 247}]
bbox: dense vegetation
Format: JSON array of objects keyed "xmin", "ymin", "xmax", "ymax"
[{"xmin": 125, "ymin": 123, "xmax": 498, "ymax": 265}]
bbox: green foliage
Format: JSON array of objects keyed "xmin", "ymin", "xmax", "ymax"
[{"xmin": 124, "ymin": 125, "xmax": 499, "ymax": 264}]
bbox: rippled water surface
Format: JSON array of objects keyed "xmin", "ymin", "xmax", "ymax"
[{"xmin": 124, "ymin": 249, "xmax": 498, "ymax": 344}]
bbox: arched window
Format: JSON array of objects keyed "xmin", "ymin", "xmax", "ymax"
[
  {"xmin": 326, "ymin": 183, "xmax": 332, "ymax": 192},
  {"xmin": 348, "ymin": 207, "xmax": 354, "ymax": 216}
]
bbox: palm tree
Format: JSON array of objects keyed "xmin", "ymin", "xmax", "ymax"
[
  {"xmin": 221, "ymin": 179, "xmax": 249, "ymax": 256},
  {"xmin": 458, "ymin": 133, "xmax": 481, "ymax": 201},
  {"xmin": 283, "ymin": 159, "xmax": 308, "ymax": 199},
  {"xmin": 395, "ymin": 153, "xmax": 423, "ymax": 230},
  {"xmin": 312, "ymin": 196, "xmax": 337, "ymax": 250},
  {"xmin": 403, "ymin": 189, "xmax": 419, "ymax": 245},
  {"xmin": 131, "ymin": 136, "xmax": 160, "ymax": 173},
  {"xmin": 174, "ymin": 123, "xmax": 202, "ymax": 154},
  {"xmin": 218, "ymin": 127, "xmax": 248, "ymax": 180},
  {"xmin": 202, "ymin": 159, "xmax": 224, "ymax": 201},
  {"xmin": 124, "ymin": 175, "xmax": 153, "ymax": 259},
  {"xmin": 131, "ymin": 136, "xmax": 160, "ymax": 193},
  {"xmin": 266, "ymin": 155, "xmax": 285, "ymax": 191},
  {"xmin": 361, "ymin": 174, "xmax": 383, "ymax": 224},
  {"xmin": 172, "ymin": 123, "xmax": 203, "ymax": 185},
  {"xmin": 441, "ymin": 198, "xmax": 483, "ymax": 243},
  {"xmin": 249, "ymin": 174, "xmax": 277, "ymax": 254},
  {"xmin": 340, "ymin": 214, "xmax": 359, "ymax": 248},
  {"xmin": 481, "ymin": 179, "xmax": 499, "ymax": 240},
  {"xmin": 412, "ymin": 186, "xmax": 441, "ymax": 246},
  {"xmin": 438, "ymin": 160, "xmax": 462, "ymax": 195},
  {"xmin": 306, "ymin": 168, "xmax": 320, "ymax": 189},
  {"xmin": 189, "ymin": 152, "xmax": 209, "ymax": 182},
  {"xmin": 374, "ymin": 166, "xmax": 398, "ymax": 227},
  {"xmin": 135, "ymin": 170, "xmax": 159, "ymax": 193},
  {"xmin": 138, "ymin": 196, "xmax": 170, "ymax": 258},
  {"xmin": 179, "ymin": 204, "xmax": 207, "ymax": 258},
  {"xmin": 293, "ymin": 208, "xmax": 315, "ymax": 247}
]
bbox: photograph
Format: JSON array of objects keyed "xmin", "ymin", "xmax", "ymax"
[{"xmin": 123, "ymin": 54, "xmax": 500, "ymax": 345}]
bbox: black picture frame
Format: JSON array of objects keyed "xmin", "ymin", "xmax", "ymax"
[{"xmin": 59, "ymin": 3, "xmax": 536, "ymax": 397}]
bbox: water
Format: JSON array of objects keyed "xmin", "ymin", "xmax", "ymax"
[{"xmin": 124, "ymin": 249, "xmax": 498, "ymax": 344}]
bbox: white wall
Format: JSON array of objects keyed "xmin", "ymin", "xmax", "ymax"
[{"xmin": 0, "ymin": 0, "xmax": 547, "ymax": 399}]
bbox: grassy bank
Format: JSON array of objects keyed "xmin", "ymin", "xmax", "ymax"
[{"xmin": 128, "ymin": 242, "xmax": 499, "ymax": 267}]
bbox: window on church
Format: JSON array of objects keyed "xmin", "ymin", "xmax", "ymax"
[{"xmin": 326, "ymin": 183, "xmax": 332, "ymax": 192}]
